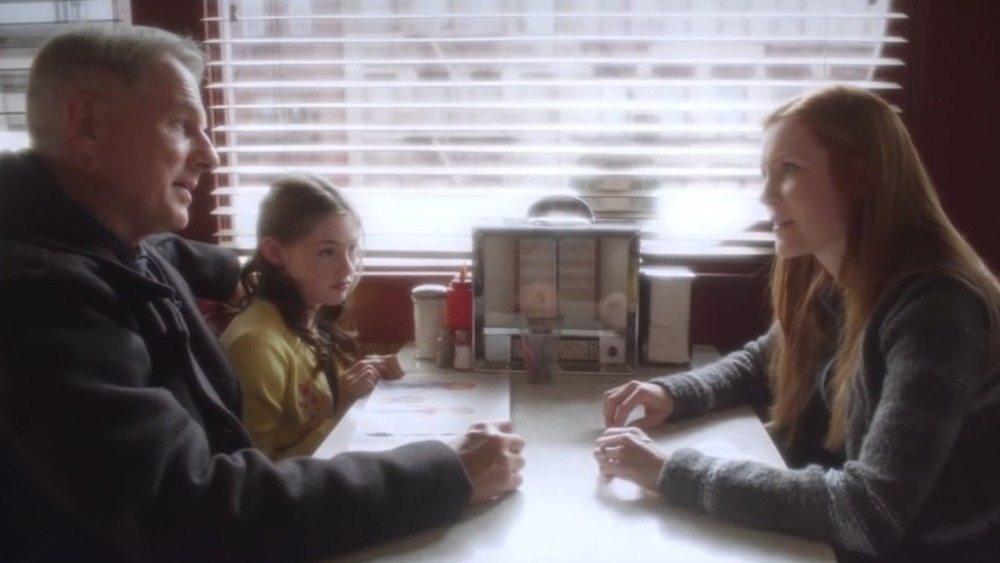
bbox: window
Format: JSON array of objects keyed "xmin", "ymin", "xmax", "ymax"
[
  {"xmin": 0, "ymin": 0, "xmax": 131, "ymax": 151},
  {"xmin": 202, "ymin": 0, "xmax": 909, "ymax": 271}
]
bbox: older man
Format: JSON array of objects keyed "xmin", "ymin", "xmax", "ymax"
[{"xmin": 0, "ymin": 25, "xmax": 524, "ymax": 563}]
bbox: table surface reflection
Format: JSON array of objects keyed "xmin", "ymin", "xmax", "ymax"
[{"xmin": 315, "ymin": 346, "xmax": 835, "ymax": 563}]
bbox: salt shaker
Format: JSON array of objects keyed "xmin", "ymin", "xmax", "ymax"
[{"xmin": 453, "ymin": 329, "xmax": 473, "ymax": 370}]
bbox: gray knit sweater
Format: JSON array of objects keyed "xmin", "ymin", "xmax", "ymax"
[{"xmin": 653, "ymin": 275, "xmax": 1000, "ymax": 559}]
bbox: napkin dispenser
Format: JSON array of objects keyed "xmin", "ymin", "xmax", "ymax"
[
  {"xmin": 471, "ymin": 222, "xmax": 640, "ymax": 374},
  {"xmin": 639, "ymin": 266, "xmax": 694, "ymax": 364}
]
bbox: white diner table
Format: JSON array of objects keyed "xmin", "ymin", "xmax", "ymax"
[{"xmin": 315, "ymin": 345, "xmax": 836, "ymax": 563}]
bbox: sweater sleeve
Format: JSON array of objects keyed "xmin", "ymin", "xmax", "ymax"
[
  {"xmin": 657, "ymin": 278, "xmax": 993, "ymax": 556},
  {"xmin": 0, "ymin": 248, "xmax": 472, "ymax": 563},
  {"xmin": 650, "ymin": 326, "xmax": 774, "ymax": 422},
  {"xmin": 145, "ymin": 233, "xmax": 241, "ymax": 303}
]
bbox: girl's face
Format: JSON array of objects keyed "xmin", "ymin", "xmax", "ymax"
[
  {"xmin": 759, "ymin": 118, "xmax": 850, "ymax": 277},
  {"xmin": 267, "ymin": 213, "xmax": 361, "ymax": 311}
]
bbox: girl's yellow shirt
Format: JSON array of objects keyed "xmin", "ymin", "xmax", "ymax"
[{"xmin": 221, "ymin": 299, "xmax": 343, "ymax": 460}]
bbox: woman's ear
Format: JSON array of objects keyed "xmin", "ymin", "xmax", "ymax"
[{"xmin": 260, "ymin": 237, "xmax": 285, "ymax": 267}]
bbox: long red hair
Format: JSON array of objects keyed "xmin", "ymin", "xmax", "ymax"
[{"xmin": 765, "ymin": 85, "xmax": 1000, "ymax": 450}]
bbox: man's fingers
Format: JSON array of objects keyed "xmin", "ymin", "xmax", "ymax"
[
  {"xmin": 469, "ymin": 419, "xmax": 514, "ymax": 434},
  {"xmin": 505, "ymin": 433, "xmax": 526, "ymax": 454},
  {"xmin": 494, "ymin": 419, "xmax": 515, "ymax": 433},
  {"xmin": 508, "ymin": 450, "xmax": 526, "ymax": 472}
]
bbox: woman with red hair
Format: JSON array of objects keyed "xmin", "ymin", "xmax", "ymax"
[{"xmin": 598, "ymin": 85, "xmax": 1000, "ymax": 562}]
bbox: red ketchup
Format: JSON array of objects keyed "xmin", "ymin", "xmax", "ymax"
[{"xmin": 445, "ymin": 264, "xmax": 473, "ymax": 332}]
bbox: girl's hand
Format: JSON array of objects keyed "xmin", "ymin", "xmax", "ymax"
[
  {"xmin": 339, "ymin": 354, "xmax": 406, "ymax": 404},
  {"xmin": 593, "ymin": 427, "xmax": 668, "ymax": 493},
  {"xmin": 602, "ymin": 380, "xmax": 675, "ymax": 429},
  {"xmin": 339, "ymin": 360, "xmax": 380, "ymax": 403},
  {"xmin": 368, "ymin": 354, "xmax": 405, "ymax": 380}
]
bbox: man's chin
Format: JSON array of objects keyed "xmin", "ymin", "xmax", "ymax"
[{"xmin": 166, "ymin": 211, "xmax": 190, "ymax": 233}]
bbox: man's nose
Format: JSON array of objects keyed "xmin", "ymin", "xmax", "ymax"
[{"xmin": 192, "ymin": 129, "xmax": 220, "ymax": 172}]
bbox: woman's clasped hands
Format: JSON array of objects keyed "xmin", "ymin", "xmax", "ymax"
[{"xmin": 595, "ymin": 380, "xmax": 676, "ymax": 493}]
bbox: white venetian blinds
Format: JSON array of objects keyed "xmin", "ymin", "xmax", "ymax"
[
  {"xmin": 202, "ymin": 0, "xmax": 909, "ymax": 270},
  {"xmin": 0, "ymin": 0, "xmax": 131, "ymax": 151}
]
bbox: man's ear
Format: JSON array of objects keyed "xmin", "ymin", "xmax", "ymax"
[
  {"xmin": 63, "ymin": 90, "xmax": 102, "ymax": 156},
  {"xmin": 260, "ymin": 237, "xmax": 286, "ymax": 267}
]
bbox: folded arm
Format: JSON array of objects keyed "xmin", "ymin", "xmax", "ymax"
[{"xmin": 0, "ymin": 246, "xmax": 471, "ymax": 562}]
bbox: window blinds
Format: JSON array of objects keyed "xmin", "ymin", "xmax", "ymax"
[
  {"xmin": 0, "ymin": 0, "xmax": 130, "ymax": 152},
  {"xmin": 202, "ymin": 0, "xmax": 909, "ymax": 270}
]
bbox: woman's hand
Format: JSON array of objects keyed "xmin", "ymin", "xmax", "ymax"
[
  {"xmin": 602, "ymin": 380, "xmax": 675, "ymax": 429},
  {"xmin": 593, "ymin": 427, "xmax": 668, "ymax": 493}
]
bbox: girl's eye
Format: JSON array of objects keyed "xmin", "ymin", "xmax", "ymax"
[
  {"xmin": 781, "ymin": 162, "xmax": 798, "ymax": 174},
  {"xmin": 318, "ymin": 248, "xmax": 336, "ymax": 258}
]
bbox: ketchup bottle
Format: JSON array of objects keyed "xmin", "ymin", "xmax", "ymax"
[{"xmin": 445, "ymin": 263, "xmax": 473, "ymax": 332}]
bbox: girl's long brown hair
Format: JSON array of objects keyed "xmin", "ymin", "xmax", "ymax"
[
  {"xmin": 238, "ymin": 173, "xmax": 361, "ymax": 406},
  {"xmin": 766, "ymin": 85, "xmax": 1000, "ymax": 450}
]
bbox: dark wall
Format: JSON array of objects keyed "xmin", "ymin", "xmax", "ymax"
[
  {"xmin": 131, "ymin": 0, "xmax": 203, "ymax": 37},
  {"xmin": 132, "ymin": 0, "xmax": 1000, "ymax": 349},
  {"xmin": 903, "ymin": 0, "xmax": 1000, "ymax": 271}
]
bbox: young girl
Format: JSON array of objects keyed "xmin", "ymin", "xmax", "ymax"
[
  {"xmin": 597, "ymin": 85, "xmax": 1000, "ymax": 562},
  {"xmin": 221, "ymin": 173, "xmax": 404, "ymax": 460}
]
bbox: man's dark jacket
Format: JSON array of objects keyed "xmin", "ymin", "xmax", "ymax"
[{"xmin": 0, "ymin": 151, "xmax": 472, "ymax": 562}]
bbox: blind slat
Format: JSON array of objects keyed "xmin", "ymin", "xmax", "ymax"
[
  {"xmin": 205, "ymin": 11, "xmax": 906, "ymax": 22},
  {"xmin": 207, "ymin": 101, "xmax": 886, "ymax": 111},
  {"xmin": 203, "ymin": 0, "xmax": 909, "ymax": 265},
  {"xmin": 212, "ymin": 144, "xmax": 761, "ymax": 155},
  {"xmin": 207, "ymin": 78, "xmax": 902, "ymax": 90},
  {"xmin": 212, "ymin": 164, "xmax": 761, "ymax": 176},
  {"xmin": 206, "ymin": 35, "xmax": 906, "ymax": 46},
  {"xmin": 207, "ymin": 56, "xmax": 904, "ymax": 67},
  {"xmin": 213, "ymin": 123, "xmax": 765, "ymax": 133}
]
